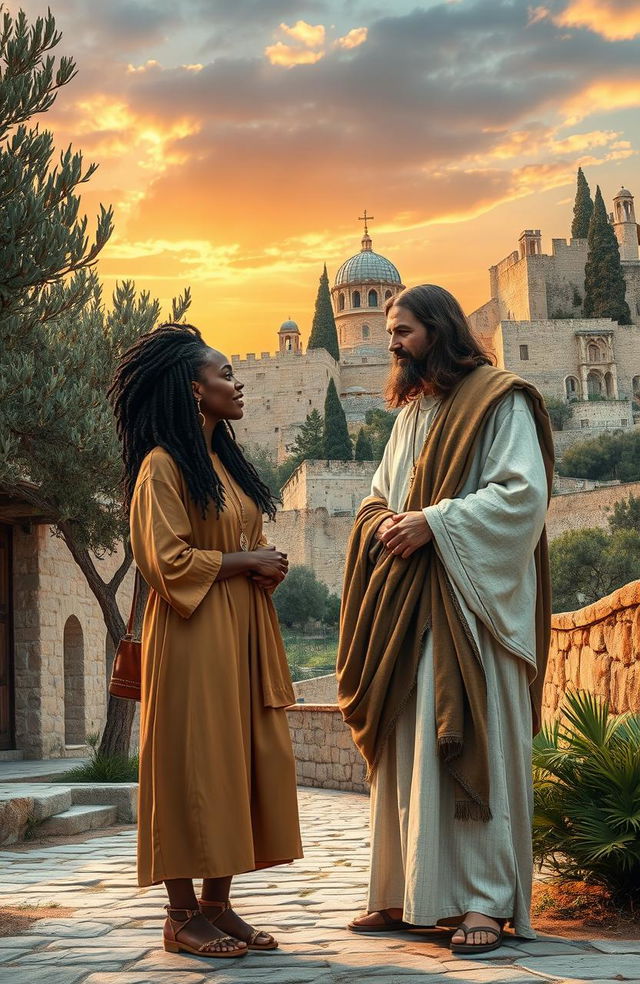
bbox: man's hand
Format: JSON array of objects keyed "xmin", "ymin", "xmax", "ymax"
[
  {"xmin": 379, "ymin": 511, "xmax": 433, "ymax": 559},
  {"xmin": 375, "ymin": 516, "xmax": 396, "ymax": 542}
]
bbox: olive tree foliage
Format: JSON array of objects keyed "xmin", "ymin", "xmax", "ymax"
[{"xmin": 0, "ymin": 9, "xmax": 190, "ymax": 755}]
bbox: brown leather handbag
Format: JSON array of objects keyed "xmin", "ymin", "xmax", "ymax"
[{"xmin": 109, "ymin": 569, "xmax": 143, "ymax": 701}]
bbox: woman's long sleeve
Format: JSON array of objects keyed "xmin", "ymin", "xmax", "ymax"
[{"xmin": 130, "ymin": 474, "xmax": 222, "ymax": 619}]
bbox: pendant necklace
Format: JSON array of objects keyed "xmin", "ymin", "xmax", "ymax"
[{"xmin": 221, "ymin": 463, "xmax": 250, "ymax": 550}]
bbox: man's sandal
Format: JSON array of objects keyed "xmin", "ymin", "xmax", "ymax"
[
  {"xmin": 450, "ymin": 920, "xmax": 504, "ymax": 955},
  {"xmin": 199, "ymin": 898, "xmax": 278, "ymax": 950},
  {"xmin": 348, "ymin": 909, "xmax": 424, "ymax": 933},
  {"xmin": 163, "ymin": 906, "xmax": 247, "ymax": 958}
]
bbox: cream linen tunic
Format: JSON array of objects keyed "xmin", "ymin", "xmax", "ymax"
[{"xmin": 366, "ymin": 390, "xmax": 547, "ymax": 938}]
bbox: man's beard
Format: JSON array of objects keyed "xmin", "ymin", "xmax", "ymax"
[{"xmin": 386, "ymin": 352, "xmax": 433, "ymax": 406}]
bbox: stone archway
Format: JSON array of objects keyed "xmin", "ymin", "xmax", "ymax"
[
  {"xmin": 565, "ymin": 375, "xmax": 579, "ymax": 400},
  {"xmin": 63, "ymin": 615, "xmax": 85, "ymax": 745},
  {"xmin": 604, "ymin": 372, "xmax": 614, "ymax": 398},
  {"xmin": 587, "ymin": 370, "xmax": 603, "ymax": 398}
]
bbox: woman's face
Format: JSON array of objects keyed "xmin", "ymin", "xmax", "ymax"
[{"xmin": 193, "ymin": 348, "xmax": 244, "ymax": 422}]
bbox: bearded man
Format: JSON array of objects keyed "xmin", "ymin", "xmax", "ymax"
[{"xmin": 337, "ymin": 284, "xmax": 553, "ymax": 955}]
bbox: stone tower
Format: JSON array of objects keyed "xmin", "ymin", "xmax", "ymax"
[
  {"xmin": 612, "ymin": 188, "xmax": 639, "ymax": 262},
  {"xmin": 330, "ymin": 212, "xmax": 404, "ymax": 353},
  {"xmin": 518, "ymin": 229, "xmax": 542, "ymax": 257},
  {"xmin": 278, "ymin": 318, "xmax": 302, "ymax": 354}
]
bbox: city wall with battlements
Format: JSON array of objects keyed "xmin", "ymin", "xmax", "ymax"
[{"xmin": 230, "ymin": 348, "xmax": 340, "ymax": 462}]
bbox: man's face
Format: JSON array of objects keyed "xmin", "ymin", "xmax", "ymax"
[{"xmin": 386, "ymin": 303, "xmax": 430, "ymax": 363}]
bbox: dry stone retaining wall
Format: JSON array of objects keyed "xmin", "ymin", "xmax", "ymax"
[
  {"xmin": 285, "ymin": 704, "xmax": 366, "ymax": 794},
  {"xmin": 543, "ymin": 579, "xmax": 640, "ymax": 722}
]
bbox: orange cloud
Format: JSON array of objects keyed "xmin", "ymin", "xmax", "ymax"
[
  {"xmin": 264, "ymin": 42, "xmax": 325, "ymax": 67},
  {"xmin": 555, "ymin": 0, "xmax": 640, "ymax": 40},
  {"xmin": 335, "ymin": 27, "xmax": 368, "ymax": 50},
  {"xmin": 561, "ymin": 78, "xmax": 640, "ymax": 124},
  {"xmin": 280, "ymin": 20, "xmax": 325, "ymax": 48}
]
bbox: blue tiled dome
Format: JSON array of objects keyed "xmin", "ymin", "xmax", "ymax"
[
  {"xmin": 279, "ymin": 319, "xmax": 299, "ymax": 332},
  {"xmin": 335, "ymin": 247, "xmax": 401, "ymax": 287}
]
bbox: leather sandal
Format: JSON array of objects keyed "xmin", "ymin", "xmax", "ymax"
[
  {"xmin": 450, "ymin": 919, "xmax": 504, "ymax": 955},
  {"xmin": 163, "ymin": 906, "xmax": 247, "ymax": 958},
  {"xmin": 199, "ymin": 898, "xmax": 278, "ymax": 950}
]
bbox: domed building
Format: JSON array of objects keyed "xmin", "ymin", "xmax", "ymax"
[
  {"xmin": 331, "ymin": 216, "xmax": 404, "ymax": 352},
  {"xmin": 278, "ymin": 318, "xmax": 301, "ymax": 353}
]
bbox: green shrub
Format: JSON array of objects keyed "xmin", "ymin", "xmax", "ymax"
[
  {"xmin": 533, "ymin": 691, "xmax": 640, "ymax": 905},
  {"xmin": 55, "ymin": 733, "xmax": 138, "ymax": 783}
]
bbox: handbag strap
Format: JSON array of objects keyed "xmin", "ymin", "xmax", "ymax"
[{"xmin": 126, "ymin": 567, "xmax": 142, "ymax": 637}]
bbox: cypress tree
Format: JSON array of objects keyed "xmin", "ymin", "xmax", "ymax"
[
  {"xmin": 354, "ymin": 427, "xmax": 373, "ymax": 460},
  {"xmin": 583, "ymin": 186, "xmax": 631, "ymax": 324},
  {"xmin": 323, "ymin": 379, "xmax": 352, "ymax": 460},
  {"xmin": 307, "ymin": 264, "xmax": 340, "ymax": 362},
  {"xmin": 290, "ymin": 408, "xmax": 324, "ymax": 463},
  {"xmin": 571, "ymin": 167, "xmax": 593, "ymax": 239}
]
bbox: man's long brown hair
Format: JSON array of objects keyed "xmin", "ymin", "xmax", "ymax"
[{"xmin": 385, "ymin": 284, "xmax": 494, "ymax": 407}]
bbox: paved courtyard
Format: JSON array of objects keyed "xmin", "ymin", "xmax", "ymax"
[{"xmin": 0, "ymin": 787, "xmax": 638, "ymax": 984}]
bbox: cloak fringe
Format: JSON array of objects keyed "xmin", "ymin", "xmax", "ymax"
[
  {"xmin": 455, "ymin": 800, "xmax": 493, "ymax": 822},
  {"xmin": 437, "ymin": 735, "xmax": 463, "ymax": 762}
]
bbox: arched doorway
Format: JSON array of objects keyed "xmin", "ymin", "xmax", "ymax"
[
  {"xmin": 587, "ymin": 371, "xmax": 603, "ymax": 398},
  {"xmin": 64, "ymin": 615, "xmax": 85, "ymax": 745}
]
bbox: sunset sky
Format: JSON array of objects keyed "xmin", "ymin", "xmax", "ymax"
[{"xmin": 16, "ymin": 0, "xmax": 640, "ymax": 355}]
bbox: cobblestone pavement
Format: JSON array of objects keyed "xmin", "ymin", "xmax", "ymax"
[{"xmin": 0, "ymin": 787, "xmax": 638, "ymax": 984}]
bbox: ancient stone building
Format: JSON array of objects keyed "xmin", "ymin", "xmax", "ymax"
[
  {"xmin": 0, "ymin": 494, "xmax": 133, "ymax": 760},
  {"xmin": 469, "ymin": 186, "xmax": 640, "ymax": 435},
  {"xmin": 231, "ymin": 219, "xmax": 403, "ymax": 462}
]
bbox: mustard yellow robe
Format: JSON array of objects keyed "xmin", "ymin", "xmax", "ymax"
[{"xmin": 130, "ymin": 446, "xmax": 302, "ymax": 886}]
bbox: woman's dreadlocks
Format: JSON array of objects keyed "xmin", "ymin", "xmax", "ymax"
[{"xmin": 108, "ymin": 322, "xmax": 277, "ymax": 519}]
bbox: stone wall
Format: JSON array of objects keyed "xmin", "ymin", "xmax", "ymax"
[
  {"xmin": 230, "ymin": 347, "xmax": 340, "ymax": 463},
  {"xmin": 266, "ymin": 509, "xmax": 355, "ymax": 595},
  {"xmin": 285, "ymin": 704, "xmax": 366, "ymax": 793},
  {"xmin": 543, "ymin": 579, "xmax": 640, "ymax": 722},
  {"xmin": 12, "ymin": 527, "xmax": 134, "ymax": 759},
  {"xmin": 546, "ymin": 481, "xmax": 640, "ymax": 539},
  {"xmin": 292, "ymin": 674, "xmax": 337, "ymax": 704},
  {"xmin": 281, "ymin": 460, "xmax": 377, "ymax": 514}
]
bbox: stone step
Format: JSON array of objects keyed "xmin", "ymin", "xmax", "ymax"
[
  {"xmin": 0, "ymin": 750, "xmax": 24, "ymax": 762},
  {"xmin": 39, "ymin": 804, "xmax": 118, "ymax": 836},
  {"xmin": 31, "ymin": 786, "xmax": 73, "ymax": 821}
]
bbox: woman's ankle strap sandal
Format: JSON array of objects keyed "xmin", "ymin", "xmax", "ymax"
[
  {"xmin": 163, "ymin": 905, "xmax": 247, "ymax": 958},
  {"xmin": 199, "ymin": 898, "xmax": 279, "ymax": 950}
]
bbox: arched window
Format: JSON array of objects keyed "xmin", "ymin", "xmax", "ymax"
[
  {"xmin": 362, "ymin": 324, "xmax": 370, "ymax": 340},
  {"xmin": 565, "ymin": 376, "xmax": 579, "ymax": 399},
  {"xmin": 368, "ymin": 289, "xmax": 378, "ymax": 307},
  {"xmin": 64, "ymin": 615, "xmax": 85, "ymax": 746},
  {"xmin": 384, "ymin": 290, "xmax": 393, "ymax": 300},
  {"xmin": 588, "ymin": 342, "xmax": 600, "ymax": 362},
  {"xmin": 352, "ymin": 290, "xmax": 361, "ymax": 308},
  {"xmin": 285, "ymin": 336, "xmax": 292, "ymax": 351},
  {"xmin": 338, "ymin": 293, "xmax": 345, "ymax": 311},
  {"xmin": 587, "ymin": 370, "xmax": 603, "ymax": 397}
]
